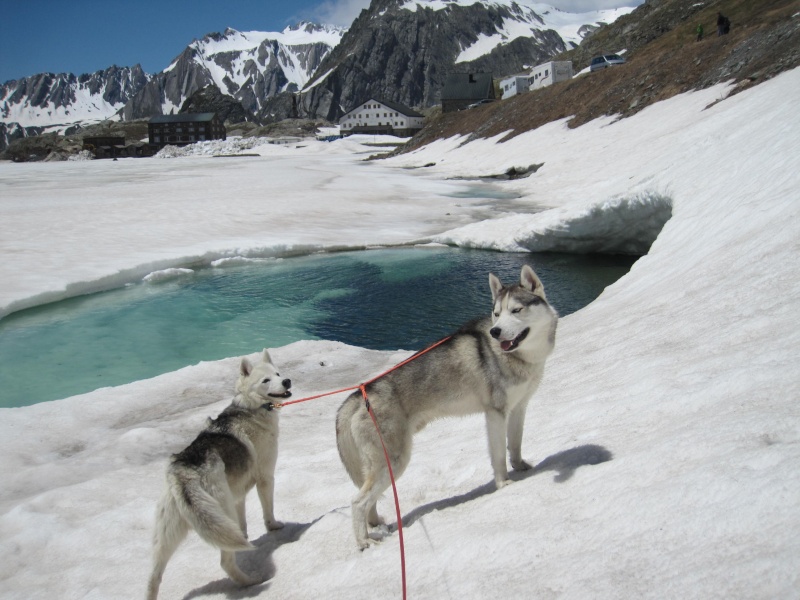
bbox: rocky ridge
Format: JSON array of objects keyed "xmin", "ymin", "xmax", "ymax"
[
  {"xmin": 120, "ymin": 23, "xmax": 344, "ymax": 123},
  {"xmin": 0, "ymin": 65, "xmax": 149, "ymax": 151}
]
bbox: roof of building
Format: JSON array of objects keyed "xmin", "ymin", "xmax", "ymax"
[
  {"xmin": 500, "ymin": 73, "xmax": 530, "ymax": 82},
  {"xmin": 440, "ymin": 73, "xmax": 495, "ymax": 101},
  {"xmin": 149, "ymin": 113, "xmax": 218, "ymax": 124},
  {"xmin": 344, "ymin": 98, "xmax": 423, "ymax": 118}
]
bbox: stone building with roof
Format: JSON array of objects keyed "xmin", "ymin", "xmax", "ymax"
[
  {"xmin": 440, "ymin": 73, "xmax": 496, "ymax": 113},
  {"xmin": 339, "ymin": 99, "xmax": 424, "ymax": 137},
  {"xmin": 148, "ymin": 113, "xmax": 226, "ymax": 148}
]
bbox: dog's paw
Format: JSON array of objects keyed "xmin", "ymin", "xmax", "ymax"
[
  {"xmin": 367, "ymin": 515, "xmax": 386, "ymax": 528},
  {"xmin": 357, "ymin": 536, "xmax": 379, "ymax": 551},
  {"xmin": 266, "ymin": 520, "xmax": 285, "ymax": 531},
  {"xmin": 360, "ymin": 529, "xmax": 388, "ymax": 550},
  {"xmin": 235, "ymin": 574, "xmax": 263, "ymax": 587},
  {"xmin": 495, "ymin": 477, "xmax": 513, "ymax": 490},
  {"xmin": 511, "ymin": 459, "xmax": 532, "ymax": 472}
]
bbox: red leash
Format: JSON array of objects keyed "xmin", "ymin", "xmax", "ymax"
[
  {"xmin": 361, "ymin": 383, "xmax": 407, "ymax": 599},
  {"xmin": 270, "ymin": 336, "xmax": 452, "ymax": 411},
  {"xmin": 267, "ymin": 336, "xmax": 452, "ymax": 599}
]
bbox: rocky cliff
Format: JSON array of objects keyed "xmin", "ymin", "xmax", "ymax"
[{"xmin": 297, "ymin": 0, "xmax": 571, "ymax": 121}]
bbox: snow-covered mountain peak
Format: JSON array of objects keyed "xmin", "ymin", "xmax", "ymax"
[
  {"xmin": 185, "ymin": 23, "xmax": 347, "ymax": 60},
  {"xmin": 122, "ymin": 22, "xmax": 345, "ymax": 122},
  {"xmin": 0, "ymin": 65, "xmax": 150, "ymax": 129}
]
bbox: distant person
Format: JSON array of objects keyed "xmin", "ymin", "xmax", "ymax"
[
  {"xmin": 696, "ymin": 23, "xmax": 704, "ymax": 41},
  {"xmin": 717, "ymin": 12, "xmax": 731, "ymax": 36}
]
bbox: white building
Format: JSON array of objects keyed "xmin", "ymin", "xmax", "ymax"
[
  {"xmin": 528, "ymin": 61, "xmax": 573, "ymax": 90},
  {"xmin": 500, "ymin": 74, "xmax": 530, "ymax": 99},
  {"xmin": 339, "ymin": 98, "xmax": 424, "ymax": 137}
]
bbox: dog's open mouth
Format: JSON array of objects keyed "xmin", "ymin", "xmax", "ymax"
[
  {"xmin": 500, "ymin": 328, "xmax": 529, "ymax": 352},
  {"xmin": 268, "ymin": 391, "xmax": 292, "ymax": 398}
]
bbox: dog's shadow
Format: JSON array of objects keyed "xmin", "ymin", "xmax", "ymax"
[
  {"xmin": 181, "ymin": 519, "xmax": 319, "ymax": 600},
  {"xmin": 402, "ymin": 444, "xmax": 613, "ymax": 528}
]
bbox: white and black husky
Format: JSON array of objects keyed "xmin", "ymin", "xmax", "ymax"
[
  {"xmin": 336, "ymin": 264, "xmax": 558, "ymax": 549},
  {"xmin": 146, "ymin": 350, "xmax": 291, "ymax": 600}
]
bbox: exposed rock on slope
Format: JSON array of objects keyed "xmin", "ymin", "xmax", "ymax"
[
  {"xmin": 179, "ymin": 86, "xmax": 256, "ymax": 124},
  {"xmin": 398, "ymin": 0, "xmax": 800, "ymax": 154},
  {"xmin": 299, "ymin": 0, "xmax": 570, "ymax": 121}
]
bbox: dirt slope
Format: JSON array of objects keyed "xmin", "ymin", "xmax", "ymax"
[{"xmin": 398, "ymin": 0, "xmax": 800, "ymax": 153}]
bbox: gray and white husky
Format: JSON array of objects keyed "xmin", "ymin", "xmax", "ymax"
[
  {"xmin": 146, "ymin": 350, "xmax": 291, "ymax": 600},
  {"xmin": 336, "ymin": 264, "xmax": 557, "ymax": 549}
]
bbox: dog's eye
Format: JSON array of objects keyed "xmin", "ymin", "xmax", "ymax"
[
  {"xmin": 493, "ymin": 312, "xmax": 500, "ymax": 317},
  {"xmin": 262, "ymin": 378, "xmax": 271, "ymax": 383},
  {"xmin": 512, "ymin": 307, "xmax": 522, "ymax": 314}
]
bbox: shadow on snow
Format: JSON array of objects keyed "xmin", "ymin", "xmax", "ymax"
[
  {"xmin": 402, "ymin": 444, "xmax": 613, "ymax": 529},
  {"xmin": 181, "ymin": 518, "xmax": 320, "ymax": 600}
]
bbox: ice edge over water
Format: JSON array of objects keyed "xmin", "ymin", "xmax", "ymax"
[
  {"xmin": 0, "ymin": 195, "xmax": 668, "ymax": 321},
  {"xmin": 433, "ymin": 190, "xmax": 673, "ymax": 254},
  {"xmin": 0, "ymin": 242, "xmax": 383, "ymax": 320}
]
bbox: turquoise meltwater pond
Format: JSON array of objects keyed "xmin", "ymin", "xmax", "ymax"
[{"xmin": 0, "ymin": 247, "xmax": 636, "ymax": 407}]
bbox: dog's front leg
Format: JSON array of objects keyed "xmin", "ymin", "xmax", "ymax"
[
  {"xmin": 256, "ymin": 475, "xmax": 284, "ymax": 531},
  {"xmin": 507, "ymin": 399, "xmax": 532, "ymax": 472},
  {"xmin": 485, "ymin": 409, "xmax": 511, "ymax": 488}
]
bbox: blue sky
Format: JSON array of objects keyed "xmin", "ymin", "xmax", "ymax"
[
  {"xmin": 0, "ymin": 0, "xmax": 370, "ymax": 83},
  {"xmin": 1, "ymin": 0, "xmax": 641, "ymax": 84}
]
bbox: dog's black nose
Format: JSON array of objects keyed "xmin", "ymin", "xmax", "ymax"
[
  {"xmin": 282, "ymin": 378, "xmax": 291, "ymax": 389},
  {"xmin": 490, "ymin": 327, "xmax": 501, "ymax": 339}
]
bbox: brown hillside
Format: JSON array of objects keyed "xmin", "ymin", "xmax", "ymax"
[{"xmin": 398, "ymin": 0, "xmax": 799, "ymax": 153}]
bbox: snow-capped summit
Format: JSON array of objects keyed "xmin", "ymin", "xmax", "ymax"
[{"xmin": 121, "ymin": 23, "xmax": 347, "ymax": 121}]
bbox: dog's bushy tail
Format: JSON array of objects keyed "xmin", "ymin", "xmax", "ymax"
[{"xmin": 169, "ymin": 460, "xmax": 254, "ymax": 552}]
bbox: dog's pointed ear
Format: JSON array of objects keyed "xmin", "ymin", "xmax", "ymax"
[
  {"xmin": 521, "ymin": 264, "xmax": 545, "ymax": 297},
  {"xmin": 240, "ymin": 357, "xmax": 253, "ymax": 377},
  {"xmin": 262, "ymin": 348, "xmax": 273, "ymax": 365},
  {"xmin": 489, "ymin": 273, "xmax": 503, "ymax": 300}
]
